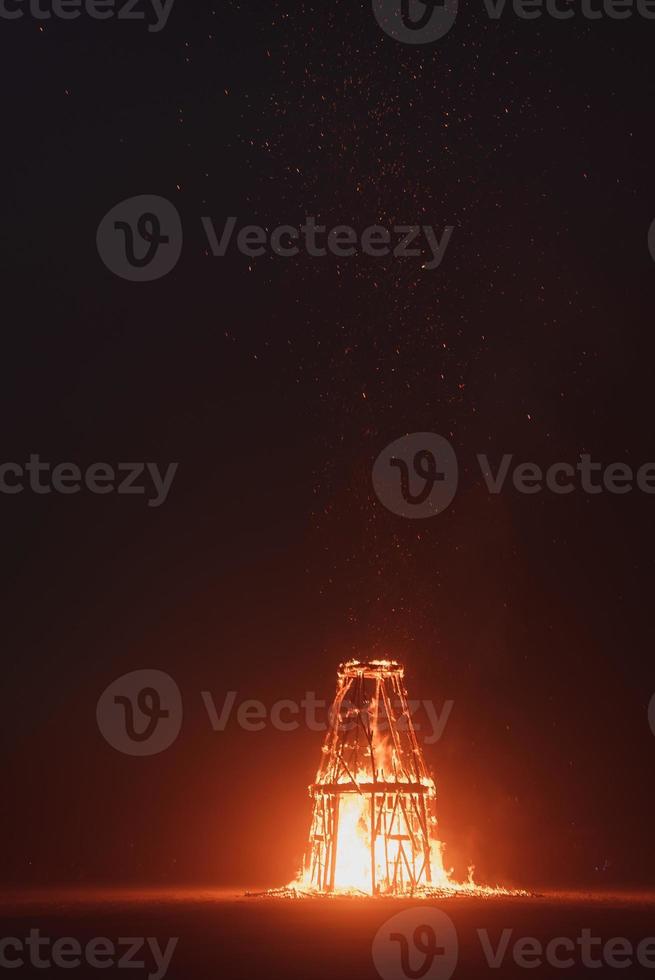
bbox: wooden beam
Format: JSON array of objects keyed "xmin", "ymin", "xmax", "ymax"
[{"xmin": 310, "ymin": 781, "xmax": 430, "ymax": 796}]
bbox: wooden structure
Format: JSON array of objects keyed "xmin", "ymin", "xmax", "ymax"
[{"xmin": 304, "ymin": 660, "xmax": 436, "ymax": 895}]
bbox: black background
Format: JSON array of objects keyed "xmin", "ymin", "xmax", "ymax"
[{"xmin": 1, "ymin": 0, "xmax": 654, "ymax": 893}]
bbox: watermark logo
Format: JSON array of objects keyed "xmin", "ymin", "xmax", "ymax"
[
  {"xmin": 372, "ymin": 907, "xmax": 458, "ymax": 980},
  {"xmin": 97, "ymin": 670, "xmax": 183, "ymax": 756},
  {"xmin": 373, "ymin": 0, "xmax": 655, "ymax": 40},
  {"xmin": 373, "ymin": 433, "xmax": 458, "ymax": 519},
  {"xmin": 98, "ymin": 679, "xmax": 453, "ymax": 755},
  {"xmin": 0, "ymin": 931, "xmax": 177, "ymax": 979},
  {"xmin": 97, "ymin": 196, "xmax": 182, "ymax": 282},
  {"xmin": 0, "ymin": 0, "xmax": 175, "ymax": 30},
  {"xmin": 482, "ymin": 0, "xmax": 655, "ymax": 21},
  {"xmin": 98, "ymin": 202, "xmax": 454, "ymax": 281},
  {"xmin": 649, "ymin": 693, "xmax": 655, "ymax": 737},
  {"xmin": 649, "ymin": 219, "xmax": 655, "ymax": 263},
  {"xmin": 374, "ymin": 436, "xmax": 655, "ymax": 519},
  {"xmin": 0, "ymin": 456, "xmax": 177, "ymax": 507},
  {"xmin": 202, "ymin": 217, "xmax": 453, "ymax": 268},
  {"xmin": 476, "ymin": 927, "xmax": 655, "ymax": 969},
  {"xmin": 202, "ymin": 691, "xmax": 453, "ymax": 744},
  {"xmin": 372, "ymin": 0, "xmax": 458, "ymax": 43}
]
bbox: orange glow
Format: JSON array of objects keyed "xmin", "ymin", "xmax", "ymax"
[{"xmin": 287, "ymin": 660, "xmax": 524, "ymax": 897}]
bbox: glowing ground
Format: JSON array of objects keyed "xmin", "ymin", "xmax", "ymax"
[{"xmin": 1, "ymin": 888, "xmax": 655, "ymax": 979}]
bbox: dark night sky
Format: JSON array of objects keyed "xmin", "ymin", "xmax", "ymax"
[{"xmin": 1, "ymin": 0, "xmax": 654, "ymax": 892}]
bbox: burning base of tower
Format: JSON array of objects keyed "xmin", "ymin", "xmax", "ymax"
[{"xmin": 255, "ymin": 660, "xmax": 527, "ymax": 899}]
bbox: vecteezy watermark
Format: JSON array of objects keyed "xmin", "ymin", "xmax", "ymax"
[
  {"xmin": 477, "ymin": 928, "xmax": 655, "ymax": 970},
  {"xmin": 202, "ymin": 217, "xmax": 453, "ymax": 269},
  {"xmin": 201, "ymin": 691, "xmax": 453, "ymax": 744},
  {"xmin": 97, "ymin": 196, "xmax": 454, "ymax": 282},
  {"xmin": 372, "ymin": 907, "xmax": 459, "ymax": 980},
  {"xmin": 373, "ymin": 433, "xmax": 459, "ymax": 519},
  {"xmin": 97, "ymin": 670, "xmax": 183, "ymax": 756},
  {"xmin": 373, "ymin": 0, "xmax": 655, "ymax": 44},
  {"xmin": 97, "ymin": 196, "xmax": 183, "ymax": 282},
  {"xmin": 0, "ymin": 0, "xmax": 174, "ymax": 30},
  {"xmin": 372, "ymin": 910, "xmax": 655, "ymax": 979},
  {"xmin": 97, "ymin": 670, "xmax": 454, "ymax": 756},
  {"xmin": 480, "ymin": 0, "xmax": 655, "ymax": 21},
  {"xmin": 373, "ymin": 0, "xmax": 459, "ymax": 44},
  {"xmin": 374, "ymin": 433, "xmax": 655, "ymax": 518},
  {"xmin": 0, "ymin": 456, "xmax": 177, "ymax": 507},
  {"xmin": 0, "ymin": 931, "xmax": 178, "ymax": 979}
]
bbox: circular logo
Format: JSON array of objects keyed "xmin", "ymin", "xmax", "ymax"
[
  {"xmin": 372, "ymin": 432, "xmax": 458, "ymax": 518},
  {"xmin": 96, "ymin": 669, "xmax": 183, "ymax": 756},
  {"xmin": 372, "ymin": 906, "xmax": 458, "ymax": 980},
  {"xmin": 372, "ymin": 0, "xmax": 458, "ymax": 43},
  {"xmin": 97, "ymin": 195, "xmax": 183, "ymax": 282},
  {"xmin": 649, "ymin": 693, "xmax": 655, "ymax": 737},
  {"xmin": 648, "ymin": 219, "xmax": 655, "ymax": 263}
]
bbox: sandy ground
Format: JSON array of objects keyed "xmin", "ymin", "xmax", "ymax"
[{"xmin": 1, "ymin": 887, "xmax": 654, "ymax": 979}]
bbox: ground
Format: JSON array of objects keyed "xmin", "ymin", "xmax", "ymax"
[{"xmin": 2, "ymin": 888, "xmax": 655, "ymax": 979}]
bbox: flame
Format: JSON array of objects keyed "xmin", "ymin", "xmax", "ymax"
[
  {"xmin": 281, "ymin": 660, "xmax": 527, "ymax": 899},
  {"xmin": 332, "ymin": 793, "xmax": 371, "ymax": 892},
  {"xmin": 290, "ymin": 784, "xmax": 455, "ymax": 895},
  {"xmin": 289, "ymin": 807, "xmax": 522, "ymax": 896},
  {"xmin": 328, "ymin": 794, "xmax": 454, "ymax": 892},
  {"xmin": 289, "ymin": 753, "xmax": 459, "ymax": 896}
]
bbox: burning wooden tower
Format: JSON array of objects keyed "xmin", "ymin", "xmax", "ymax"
[{"xmin": 302, "ymin": 660, "xmax": 438, "ymax": 895}]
